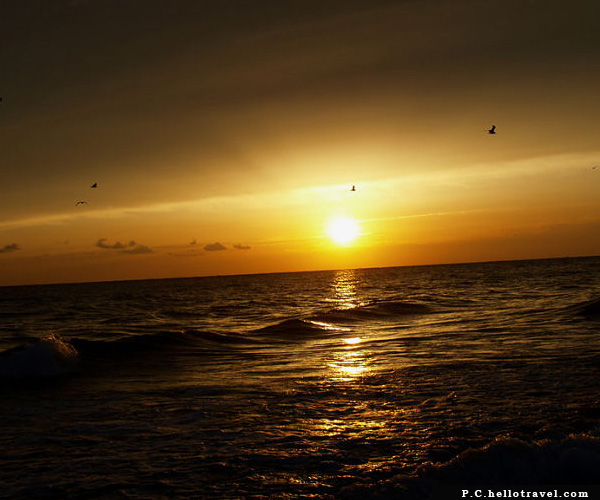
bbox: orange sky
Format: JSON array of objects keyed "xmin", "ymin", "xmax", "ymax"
[{"xmin": 1, "ymin": 0, "xmax": 600, "ymax": 286}]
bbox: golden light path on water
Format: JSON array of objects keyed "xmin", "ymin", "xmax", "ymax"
[
  {"xmin": 328, "ymin": 269, "xmax": 361, "ymax": 310},
  {"xmin": 327, "ymin": 340, "xmax": 370, "ymax": 381},
  {"xmin": 301, "ymin": 272, "xmax": 397, "ymax": 477},
  {"xmin": 324, "ymin": 270, "xmax": 372, "ymax": 381}
]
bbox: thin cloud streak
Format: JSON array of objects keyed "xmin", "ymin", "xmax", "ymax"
[
  {"xmin": 204, "ymin": 242, "xmax": 227, "ymax": 252},
  {"xmin": 360, "ymin": 209, "xmax": 489, "ymax": 224},
  {"xmin": 0, "ymin": 150, "xmax": 598, "ymax": 237},
  {"xmin": 0, "ymin": 243, "xmax": 21, "ymax": 254},
  {"xmin": 122, "ymin": 245, "xmax": 153, "ymax": 255},
  {"xmin": 96, "ymin": 239, "xmax": 134, "ymax": 250}
]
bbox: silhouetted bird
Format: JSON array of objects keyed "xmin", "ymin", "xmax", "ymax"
[
  {"xmin": 75, "ymin": 201, "xmax": 88, "ymax": 206},
  {"xmin": 488, "ymin": 125, "xmax": 496, "ymax": 134},
  {"xmin": 351, "ymin": 185, "xmax": 356, "ymax": 191},
  {"xmin": 91, "ymin": 182, "xmax": 97, "ymax": 188}
]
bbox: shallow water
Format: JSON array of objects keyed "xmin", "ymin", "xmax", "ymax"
[{"xmin": 2, "ymin": 257, "xmax": 600, "ymax": 498}]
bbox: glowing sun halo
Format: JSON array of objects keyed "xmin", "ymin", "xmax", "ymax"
[{"xmin": 327, "ymin": 216, "xmax": 360, "ymax": 246}]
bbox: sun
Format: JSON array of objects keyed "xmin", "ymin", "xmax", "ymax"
[{"xmin": 326, "ymin": 216, "xmax": 360, "ymax": 246}]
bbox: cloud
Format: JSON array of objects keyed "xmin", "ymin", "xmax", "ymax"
[
  {"xmin": 96, "ymin": 238, "xmax": 152, "ymax": 254},
  {"xmin": 204, "ymin": 242, "xmax": 227, "ymax": 251},
  {"xmin": 233, "ymin": 244, "xmax": 251, "ymax": 250},
  {"xmin": 0, "ymin": 243, "xmax": 20, "ymax": 254},
  {"xmin": 96, "ymin": 238, "xmax": 132, "ymax": 249},
  {"xmin": 122, "ymin": 245, "xmax": 153, "ymax": 254}
]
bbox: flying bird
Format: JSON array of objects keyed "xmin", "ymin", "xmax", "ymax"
[
  {"xmin": 91, "ymin": 182, "xmax": 97, "ymax": 188},
  {"xmin": 75, "ymin": 201, "xmax": 88, "ymax": 206},
  {"xmin": 487, "ymin": 125, "xmax": 496, "ymax": 134}
]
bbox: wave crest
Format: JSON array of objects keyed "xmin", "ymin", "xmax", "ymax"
[
  {"xmin": 70, "ymin": 329, "xmax": 247, "ymax": 355},
  {"xmin": 251, "ymin": 319, "xmax": 339, "ymax": 338},
  {"xmin": 0, "ymin": 334, "xmax": 79, "ymax": 379},
  {"xmin": 341, "ymin": 432, "xmax": 600, "ymax": 498},
  {"xmin": 571, "ymin": 297, "xmax": 600, "ymax": 317},
  {"xmin": 311, "ymin": 300, "xmax": 430, "ymax": 324},
  {"xmin": 251, "ymin": 300, "xmax": 430, "ymax": 339}
]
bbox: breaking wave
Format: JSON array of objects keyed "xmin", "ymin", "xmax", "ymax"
[
  {"xmin": 341, "ymin": 431, "xmax": 600, "ymax": 498},
  {"xmin": 0, "ymin": 334, "xmax": 79, "ymax": 378},
  {"xmin": 0, "ymin": 329, "xmax": 248, "ymax": 379}
]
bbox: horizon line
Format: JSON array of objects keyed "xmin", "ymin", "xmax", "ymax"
[{"xmin": 2, "ymin": 253, "xmax": 598, "ymax": 289}]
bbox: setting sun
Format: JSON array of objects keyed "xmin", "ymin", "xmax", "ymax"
[{"xmin": 326, "ymin": 216, "xmax": 360, "ymax": 246}]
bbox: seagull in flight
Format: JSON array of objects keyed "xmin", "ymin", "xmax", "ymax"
[
  {"xmin": 487, "ymin": 125, "xmax": 496, "ymax": 134},
  {"xmin": 91, "ymin": 182, "xmax": 97, "ymax": 188},
  {"xmin": 75, "ymin": 201, "xmax": 88, "ymax": 207}
]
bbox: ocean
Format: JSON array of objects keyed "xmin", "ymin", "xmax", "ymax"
[{"xmin": 1, "ymin": 257, "xmax": 600, "ymax": 499}]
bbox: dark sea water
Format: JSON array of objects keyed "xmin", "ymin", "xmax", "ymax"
[{"xmin": 2, "ymin": 257, "xmax": 600, "ymax": 499}]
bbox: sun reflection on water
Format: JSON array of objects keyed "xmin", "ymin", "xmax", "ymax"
[
  {"xmin": 325, "ymin": 271, "xmax": 375, "ymax": 381},
  {"xmin": 329, "ymin": 269, "xmax": 362, "ymax": 310},
  {"xmin": 328, "ymin": 338, "xmax": 371, "ymax": 381},
  {"xmin": 290, "ymin": 271, "xmax": 401, "ymax": 479}
]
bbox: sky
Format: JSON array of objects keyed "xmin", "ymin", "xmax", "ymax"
[{"xmin": 1, "ymin": 0, "xmax": 600, "ymax": 286}]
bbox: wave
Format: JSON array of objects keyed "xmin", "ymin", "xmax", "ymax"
[
  {"xmin": 73, "ymin": 329, "xmax": 253, "ymax": 358},
  {"xmin": 340, "ymin": 431, "xmax": 600, "ymax": 499},
  {"xmin": 0, "ymin": 329, "xmax": 248, "ymax": 379},
  {"xmin": 311, "ymin": 300, "xmax": 431, "ymax": 324},
  {"xmin": 250, "ymin": 300, "xmax": 430, "ymax": 340},
  {"xmin": 251, "ymin": 318, "xmax": 346, "ymax": 338},
  {"xmin": 424, "ymin": 432, "xmax": 600, "ymax": 484},
  {"xmin": 0, "ymin": 299, "xmax": 432, "ymax": 376},
  {"xmin": 570, "ymin": 297, "xmax": 600, "ymax": 317},
  {"xmin": 0, "ymin": 334, "xmax": 79, "ymax": 379}
]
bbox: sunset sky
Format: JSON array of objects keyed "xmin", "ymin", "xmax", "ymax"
[{"xmin": 1, "ymin": 0, "xmax": 600, "ymax": 286}]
